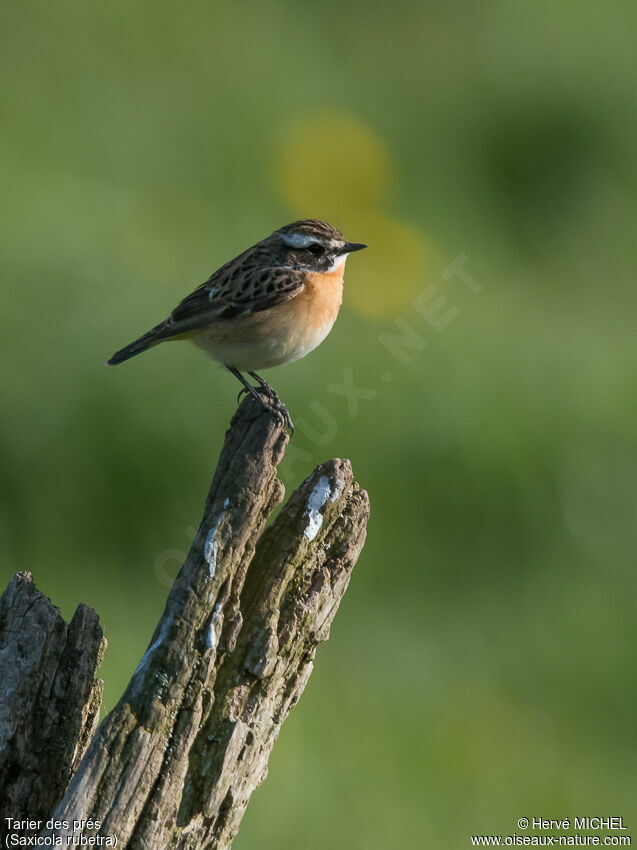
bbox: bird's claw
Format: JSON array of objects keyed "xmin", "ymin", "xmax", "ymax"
[
  {"xmin": 270, "ymin": 397, "xmax": 294, "ymax": 435},
  {"xmin": 237, "ymin": 385, "xmax": 294, "ymax": 434}
]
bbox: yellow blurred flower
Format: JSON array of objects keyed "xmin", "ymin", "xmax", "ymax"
[
  {"xmin": 272, "ymin": 110, "xmax": 437, "ymax": 318},
  {"xmin": 274, "ymin": 111, "xmax": 394, "ymax": 214},
  {"xmin": 340, "ymin": 211, "xmax": 435, "ymax": 319}
]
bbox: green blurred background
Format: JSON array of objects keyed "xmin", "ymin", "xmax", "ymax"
[{"xmin": 2, "ymin": 1, "xmax": 636, "ymax": 846}]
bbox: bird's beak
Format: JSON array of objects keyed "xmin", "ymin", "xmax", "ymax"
[{"xmin": 342, "ymin": 242, "xmax": 367, "ymax": 254}]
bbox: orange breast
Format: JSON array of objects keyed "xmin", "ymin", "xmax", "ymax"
[{"xmin": 300, "ymin": 263, "xmax": 344, "ymax": 332}]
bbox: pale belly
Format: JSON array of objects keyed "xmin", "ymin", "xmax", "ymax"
[{"xmin": 191, "ymin": 313, "xmax": 336, "ymax": 370}]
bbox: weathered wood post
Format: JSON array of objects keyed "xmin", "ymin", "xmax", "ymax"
[{"xmin": 0, "ymin": 397, "xmax": 369, "ymax": 849}]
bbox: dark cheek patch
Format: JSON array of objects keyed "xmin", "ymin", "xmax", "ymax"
[{"xmin": 323, "ymin": 255, "xmax": 335, "ymax": 271}]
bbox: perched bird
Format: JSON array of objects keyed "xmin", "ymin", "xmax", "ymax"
[{"xmin": 108, "ymin": 219, "xmax": 366, "ymax": 431}]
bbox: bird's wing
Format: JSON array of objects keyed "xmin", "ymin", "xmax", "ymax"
[{"xmin": 159, "ymin": 258, "xmax": 306, "ymax": 338}]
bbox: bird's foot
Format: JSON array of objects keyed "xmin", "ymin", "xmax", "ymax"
[
  {"xmin": 236, "ymin": 385, "xmax": 294, "ymax": 434},
  {"xmin": 269, "ymin": 396, "xmax": 294, "ymax": 435}
]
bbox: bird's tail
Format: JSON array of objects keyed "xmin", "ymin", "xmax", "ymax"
[{"xmin": 107, "ymin": 325, "xmax": 166, "ymax": 366}]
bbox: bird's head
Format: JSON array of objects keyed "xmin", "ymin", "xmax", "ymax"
[{"xmin": 269, "ymin": 219, "xmax": 366, "ymax": 273}]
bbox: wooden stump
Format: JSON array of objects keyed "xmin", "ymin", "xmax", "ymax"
[{"xmin": 0, "ymin": 397, "xmax": 369, "ymax": 849}]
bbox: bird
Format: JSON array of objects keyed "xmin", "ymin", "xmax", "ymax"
[{"xmin": 108, "ymin": 219, "xmax": 366, "ymax": 432}]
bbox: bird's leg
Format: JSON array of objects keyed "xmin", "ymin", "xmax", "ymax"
[
  {"xmin": 226, "ymin": 366, "xmax": 294, "ymax": 434},
  {"xmin": 247, "ymin": 372, "xmax": 279, "ymax": 401},
  {"xmin": 227, "ymin": 366, "xmax": 265, "ymax": 405}
]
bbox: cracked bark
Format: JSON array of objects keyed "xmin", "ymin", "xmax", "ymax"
[
  {"xmin": 0, "ymin": 396, "xmax": 369, "ymax": 849},
  {"xmin": 0, "ymin": 572, "xmax": 106, "ymax": 837}
]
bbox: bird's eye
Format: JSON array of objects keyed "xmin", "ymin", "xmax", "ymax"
[{"xmin": 306, "ymin": 242, "xmax": 324, "ymax": 256}]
